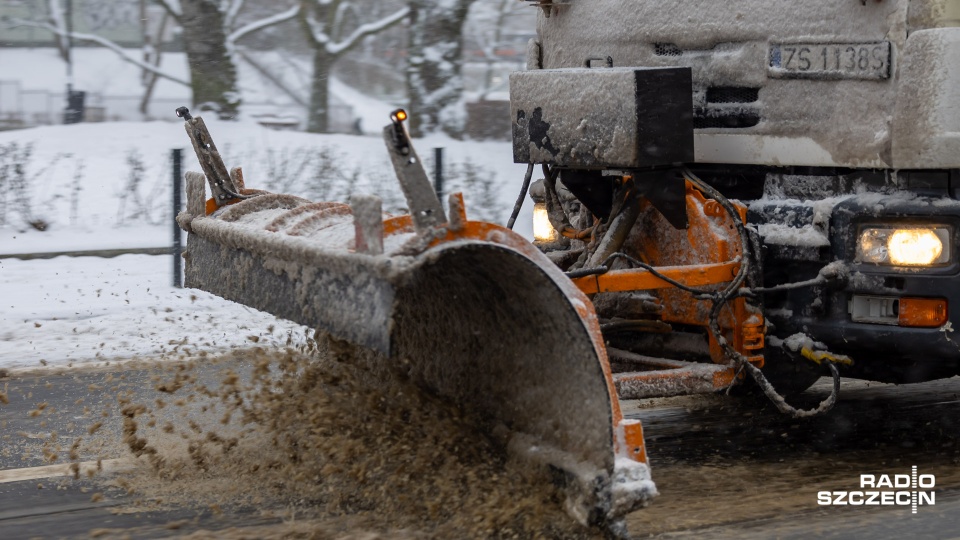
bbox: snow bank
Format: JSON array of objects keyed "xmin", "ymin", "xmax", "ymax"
[
  {"xmin": 0, "ymin": 254, "xmax": 309, "ymax": 370},
  {"xmin": 0, "ymin": 120, "xmax": 534, "ymax": 370},
  {"xmin": 0, "ymin": 120, "xmax": 534, "ymax": 254}
]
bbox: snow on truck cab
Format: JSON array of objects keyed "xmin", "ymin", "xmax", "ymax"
[{"xmin": 514, "ymin": 0, "xmax": 960, "ymax": 387}]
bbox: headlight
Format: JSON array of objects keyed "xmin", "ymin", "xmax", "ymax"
[
  {"xmin": 533, "ymin": 203, "xmax": 558, "ymax": 242},
  {"xmin": 856, "ymin": 226, "xmax": 951, "ymax": 266}
]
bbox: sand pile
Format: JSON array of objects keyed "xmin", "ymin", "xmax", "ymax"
[{"xmin": 107, "ymin": 333, "xmax": 598, "ymax": 539}]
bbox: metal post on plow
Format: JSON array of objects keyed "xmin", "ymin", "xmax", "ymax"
[
  {"xmin": 433, "ymin": 147, "xmax": 444, "ymax": 204},
  {"xmin": 172, "ymin": 148, "xmax": 183, "ymax": 287}
]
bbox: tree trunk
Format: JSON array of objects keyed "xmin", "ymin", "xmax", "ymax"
[
  {"xmin": 307, "ymin": 49, "xmax": 334, "ymax": 133},
  {"xmin": 179, "ymin": 0, "xmax": 240, "ymax": 119},
  {"xmin": 139, "ymin": 11, "xmax": 170, "ymax": 117},
  {"xmin": 406, "ymin": 0, "xmax": 473, "ymax": 137},
  {"xmin": 298, "ymin": 0, "xmax": 409, "ymax": 133},
  {"xmin": 480, "ymin": 0, "xmax": 514, "ymax": 101}
]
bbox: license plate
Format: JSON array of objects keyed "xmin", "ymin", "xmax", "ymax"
[{"xmin": 769, "ymin": 42, "xmax": 891, "ymax": 80}]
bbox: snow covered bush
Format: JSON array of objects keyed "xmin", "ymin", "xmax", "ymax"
[{"xmin": 0, "ymin": 142, "xmax": 64, "ymax": 231}]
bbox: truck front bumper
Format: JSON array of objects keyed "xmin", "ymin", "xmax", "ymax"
[{"xmin": 762, "ymin": 193, "xmax": 960, "ymax": 383}]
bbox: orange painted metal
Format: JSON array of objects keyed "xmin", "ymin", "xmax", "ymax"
[
  {"xmin": 614, "ymin": 364, "xmax": 739, "ymax": 397},
  {"xmin": 383, "ymin": 215, "xmax": 414, "ymax": 236},
  {"xmin": 899, "ymin": 297, "xmax": 948, "ymax": 328},
  {"xmin": 351, "ymin": 180, "xmax": 762, "ymax": 461},
  {"xmin": 618, "ymin": 419, "xmax": 648, "ymax": 464},
  {"xmin": 713, "ymin": 367, "xmax": 737, "ymax": 387},
  {"xmin": 571, "ymin": 262, "xmax": 740, "ymax": 295},
  {"xmin": 584, "ymin": 180, "xmax": 765, "ymax": 368},
  {"xmin": 203, "ymin": 188, "xmax": 266, "ymax": 216}
]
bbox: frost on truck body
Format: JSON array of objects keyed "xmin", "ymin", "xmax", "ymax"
[{"xmin": 535, "ymin": 0, "xmax": 960, "ymax": 169}]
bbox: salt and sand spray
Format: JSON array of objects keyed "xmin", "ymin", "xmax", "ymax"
[{"xmin": 29, "ymin": 333, "xmax": 599, "ymax": 538}]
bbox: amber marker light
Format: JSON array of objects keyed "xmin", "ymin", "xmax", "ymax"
[
  {"xmin": 391, "ymin": 109, "xmax": 408, "ymax": 123},
  {"xmin": 898, "ymin": 297, "xmax": 948, "ymax": 328}
]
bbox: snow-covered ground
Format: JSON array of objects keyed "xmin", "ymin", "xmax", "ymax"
[
  {"xmin": 0, "ymin": 254, "xmax": 309, "ymax": 371},
  {"xmin": 0, "ymin": 120, "xmax": 532, "ymax": 250},
  {"xmin": 0, "ymin": 120, "xmax": 534, "ymax": 371},
  {"xmin": 0, "ymin": 42, "xmax": 535, "ymax": 372}
]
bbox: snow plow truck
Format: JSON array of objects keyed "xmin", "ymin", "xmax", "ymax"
[{"xmin": 174, "ymin": 0, "xmax": 960, "ymax": 533}]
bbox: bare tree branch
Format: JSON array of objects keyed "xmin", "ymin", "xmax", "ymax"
[
  {"xmin": 46, "ymin": 0, "xmax": 69, "ymax": 61},
  {"xmin": 325, "ymin": 6, "xmax": 408, "ymax": 56},
  {"xmin": 140, "ymin": 11, "xmax": 172, "ymax": 114},
  {"xmin": 6, "ymin": 18, "xmax": 190, "ymax": 86},
  {"xmin": 223, "ymin": 0, "xmax": 245, "ymax": 31},
  {"xmin": 331, "ymin": 1, "xmax": 358, "ymax": 41},
  {"xmin": 154, "ymin": 0, "xmax": 183, "ymax": 20},
  {"xmin": 303, "ymin": 11, "xmax": 328, "ymax": 46},
  {"xmin": 226, "ymin": 4, "xmax": 300, "ymax": 50},
  {"xmin": 234, "ymin": 47, "xmax": 308, "ymax": 106}
]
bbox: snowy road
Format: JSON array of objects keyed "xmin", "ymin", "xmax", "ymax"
[
  {"xmin": 2, "ymin": 241, "xmax": 958, "ymax": 538},
  {"xmin": 2, "ymin": 358, "xmax": 959, "ymax": 538},
  {"xmin": 625, "ymin": 377, "xmax": 960, "ymax": 537},
  {"xmin": 0, "ymin": 361, "xmax": 286, "ymax": 539}
]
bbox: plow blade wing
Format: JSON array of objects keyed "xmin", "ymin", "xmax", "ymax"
[{"xmin": 177, "ymin": 178, "xmax": 655, "ymax": 527}]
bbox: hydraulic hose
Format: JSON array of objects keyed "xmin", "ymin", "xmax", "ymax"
[
  {"xmin": 681, "ymin": 167, "xmax": 841, "ymax": 417},
  {"xmin": 506, "ymin": 163, "xmax": 534, "ymax": 230}
]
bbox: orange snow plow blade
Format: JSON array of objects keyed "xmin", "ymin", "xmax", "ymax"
[{"xmin": 174, "ymin": 109, "xmax": 656, "ymax": 529}]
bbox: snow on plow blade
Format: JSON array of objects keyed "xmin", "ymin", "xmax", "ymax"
[{"xmin": 174, "ymin": 109, "xmax": 656, "ymax": 529}]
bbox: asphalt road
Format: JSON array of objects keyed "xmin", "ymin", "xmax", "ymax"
[
  {"xmin": 2, "ymin": 362, "xmax": 959, "ymax": 539},
  {"xmin": 624, "ymin": 377, "xmax": 960, "ymax": 538},
  {"xmin": 0, "ymin": 361, "xmax": 282, "ymax": 539}
]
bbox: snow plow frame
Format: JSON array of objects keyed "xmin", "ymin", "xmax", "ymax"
[{"xmin": 175, "ymin": 109, "xmax": 655, "ymax": 529}]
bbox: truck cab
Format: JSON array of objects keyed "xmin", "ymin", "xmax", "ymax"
[{"xmin": 521, "ymin": 0, "xmax": 960, "ymax": 384}]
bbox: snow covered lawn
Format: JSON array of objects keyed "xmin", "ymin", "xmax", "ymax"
[
  {"xmin": 0, "ymin": 120, "xmax": 532, "ymax": 254},
  {"xmin": 0, "ymin": 121, "xmax": 534, "ymax": 372},
  {"xmin": 0, "ymin": 253, "xmax": 309, "ymax": 371}
]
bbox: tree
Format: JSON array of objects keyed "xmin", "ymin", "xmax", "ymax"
[
  {"xmin": 157, "ymin": 0, "xmax": 299, "ymax": 119},
  {"xmin": 138, "ymin": 8, "xmax": 173, "ymax": 116},
  {"xmin": 297, "ymin": 0, "xmax": 409, "ymax": 133},
  {"xmin": 5, "ymin": 0, "xmax": 298, "ymax": 119},
  {"xmin": 405, "ymin": 0, "xmax": 474, "ymax": 137},
  {"xmin": 44, "ymin": 0, "xmax": 71, "ymax": 62},
  {"xmin": 3, "ymin": 1, "xmax": 188, "ymax": 86},
  {"xmin": 173, "ymin": 0, "xmax": 240, "ymax": 117},
  {"xmin": 466, "ymin": 0, "xmax": 528, "ymax": 100}
]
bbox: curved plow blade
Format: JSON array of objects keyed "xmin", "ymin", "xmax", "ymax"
[{"xmin": 177, "ymin": 182, "xmax": 656, "ymax": 528}]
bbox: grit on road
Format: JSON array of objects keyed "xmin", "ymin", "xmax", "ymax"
[{"xmin": 1, "ymin": 355, "xmax": 958, "ymax": 539}]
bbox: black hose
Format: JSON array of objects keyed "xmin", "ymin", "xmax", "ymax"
[
  {"xmin": 506, "ymin": 163, "xmax": 534, "ymax": 230},
  {"xmin": 681, "ymin": 167, "xmax": 840, "ymax": 417},
  {"xmin": 742, "ymin": 275, "xmax": 828, "ymax": 295},
  {"xmin": 541, "ymin": 164, "xmax": 568, "ymax": 232},
  {"xmin": 601, "ymin": 252, "xmax": 717, "ymax": 299},
  {"xmin": 744, "ymin": 360, "xmax": 841, "ymax": 418}
]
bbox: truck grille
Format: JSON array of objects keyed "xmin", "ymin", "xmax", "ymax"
[
  {"xmin": 705, "ymin": 87, "xmax": 759, "ymax": 104},
  {"xmin": 694, "ymin": 86, "xmax": 761, "ymax": 129},
  {"xmin": 650, "ymin": 40, "xmax": 763, "ymax": 129},
  {"xmin": 654, "ymin": 43, "xmax": 683, "ymax": 56}
]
